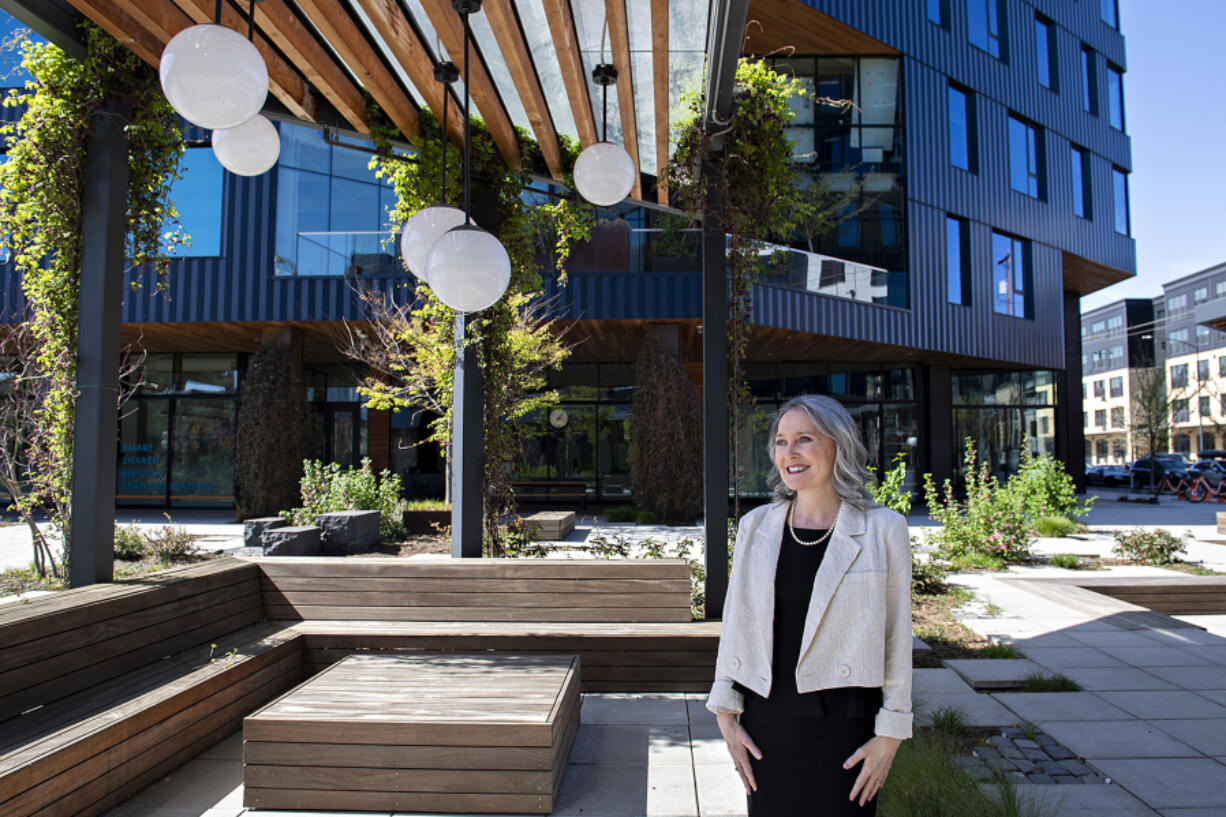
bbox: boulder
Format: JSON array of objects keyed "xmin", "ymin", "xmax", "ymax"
[
  {"xmin": 262, "ymin": 526, "xmax": 322, "ymax": 557},
  {"xmin": 244, "ymin": 516, "xmax": 287, "ymax": 549},
  {"xmin": 315, "ymin": 510, "xmax": 382, "ymax": 555}
]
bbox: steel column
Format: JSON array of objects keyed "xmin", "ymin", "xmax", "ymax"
[
  {"xmin": 1058, "ymin": 290, "xmax": 1087, "ymax": 491},
  {"xmin": 69, "ymin": 102, "xmax": 129, "ymax": 587},
  {"xmin": 451, "ymin": 313, "xmax": 484, "ymax": 557}
]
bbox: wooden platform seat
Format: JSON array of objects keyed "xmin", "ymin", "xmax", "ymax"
[
  {"xmin": 999, "ymin": 576, "xmax": 1220, "ymax": 627},
  {"xmin": 243, "ymin": 653, "xmax": 581, "ymax": 813},
  {"xmin": 0, "ymin": 559, "xmax": 301, "ymax": 817}
]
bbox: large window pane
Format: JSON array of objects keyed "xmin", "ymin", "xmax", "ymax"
[
  {"xmin": 1071, "ymin": 146, "xmax": 1091, "ymax": 219},
  {"xmin": 170, "ymin": 398, "xmax": 236, "ymax": 508},
  {"xmin": 1035, "ymin": 17, "xmax": 1053, "ymax": 89},
  {"xmin": 1008, "ymin": 116, "xmax": 1040, "ymax": 197},
  {"xmin": 275, "ymin": 167, "xmax": 329, "ymax": 276},
  {"xmin": 1081, "ymin": 46, "xmax": 1098, "ymax": 114},
  {"xmin": 118, "ymin": 400, "xmax": 170, "ymax": 505},
  {"xmin": 279, "ymin": 122, "xmax": 330, "ymax": 171},
  {"xmin": 166, "ymin": 148, "xmax": 224, "ymax": 257},
  {"xmin": 948, "ymin": 85, "xmax": 970, "ymax": 170},
  {"xmin": 967, "ymin": 0, "xmax": 1002, "ymax": 58},
  {"xmin": 1101, "ymin": 0, "xmax": 1118, "ymax": 28},
  {"xmin": 926, "ymin": 0, "xmax": 944, "ymax": 26},
  {"xmin": 947, "ymin": 215, "xmax": 969, "ymax": 305},
  {"xmin": 992, "ymin": 231, "xmax": 1029, "ymax": 318},
  {"xmin": 1107, "ymin": 66, "xmax": 1125, "ymax": 131},
  {"xmin": 1113, "ymin": 168, "xmax": 1129, "ymax": 235}
]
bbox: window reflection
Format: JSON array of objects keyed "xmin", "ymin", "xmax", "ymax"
[{"xmin": 165, "ymin": 147, "xmax": 224, "ymax": 257}]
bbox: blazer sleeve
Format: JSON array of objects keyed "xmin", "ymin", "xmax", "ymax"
[
  {"xmin": 875, "ymin": 513, "xmax": 914, "ymax": 740},
  {"xmin": 706, "ymin": 513, "xmax": 751, "ymax": 715}
]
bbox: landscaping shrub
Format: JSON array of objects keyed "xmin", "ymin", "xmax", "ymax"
[
  {"xmin": 911, "ymin": 552, "xmax": 949, "ymax": 596},
  {"xmin": 628, "ymin": 335, "xmax": 703, "ymax": 524},
  {"xmin": 923, "ymin": 442, "xmax": 1032, "ymax": 565},
  {"xmin": 233, "ymin": 340, "xmax": 309, "ymax": 520},
  {"xmin": 146, "ymin": 515, "xmax": 195, "ymax": 565},
  {"xmin": 1021, "ymin": 673, "xmax": 1081, "ymax": 692},
  {"xmin": 1013, "ymin": 444, "xmax": 1093, "ymax": 528},
  {"xmin": 282, "ymin": 458, "xmax": 407, "ymax": 540},
  {"xmin": 1049, "ymin": 553, "xmax": 1080, "ymax": 569},
  {"xmin": 497, "ymin": 518, "xmax": 547, "ymax": 558},
  {"xmin": 871, "ymin": 452, "xmax": 912, "ymax": 515},
  {"xmin": 603, "ymin": 505, "xmax": 636, "ymax": 523},
  {"xmin": 979, "ymin": 642, "xmax": 1021, "ymax": 659},
  {"xmin": 1112, "ymin": 528, "xmax": 1188, "ymax": 565},
  {"xmin": 1034, "ymin": 515, "xmax": 1077, "ymax": 538},
  {"xmin": 113, "ymin": 524, "xmax": 146, "ymax": 561},
  {"xmin": 929, "ymin": 706, "xmax": 966, "ymax": 736},
  {"xmin": 635, "ymin": 510, "xmax": 657, "ymax": 524}
]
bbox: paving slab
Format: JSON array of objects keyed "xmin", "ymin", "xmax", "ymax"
[
  {"xmin": 1016, "ymin": 647, "xmax": 1129, "ymax": 668},
  {"xmin": 686, "ymin": 695, "xmax": 718, "ymax": 725},
  {"xmin": 945, "ymin": 658, "xmax": 1043, "ymax": 689},
  {"xmin": 1141, "ymin": 665, "xmax": 1226, "ymax": 690},
  {"xmin": 1036, "ymin": 720, "xmax": 1202, "ymax": 759},
  {"xmin": 915, "ymin": 693, "xmax": 1017, "ymax": 727},
  {"xmin": 1188, "ymin": 645, "xmax": 1226, "ymax": 665},
  {"xmin": 645, "ymin": 763, "xmax": 699, "ymax": 816},
  {"xmin": 579, "ymin": 693, "xmax": 690, "ymax": 725},
  {"xmin": 1096, "ymin": 646, "xmax": 1215, "ymax": 667},
  {"xmin": 1088, "ymin": 758, "xmax": 1226, "ymax": 809},
  {"xmin": 567, "ymin": 724, "xmax": 690, "ymax": 765},
  {"xmin": 1095, "ymin": 690, "xmax": 1226, "ymax": 720},
  {"xmin": 121, "ymin": 757, "xmax": 243, "ymax": 809},
  {"xmin": 1153, "ymin": 719, "xmax": 1226, "ymax": 756},
  {"xmin": 1138, "ymin": 628, "xmax": 1226, "ymax": 647},
  {"xmin": 1010, "ymin": 632, "xmax": 1085, "ymax": 648},
  {"xmin": 692, "ymin": 736, "xmax": 734, "ymax": 767},
  {"xmin": 1064, "ymin": 629, "xmax": 1169, "ymax": 648},
  {"xmin": 1194, "ymin": 690, "xmax": 1226, "ymax": 707},
  {"xmin": 977, "ymin": 782, "xmax": 1158, "ymax": 817},
  {"xmin": 1157, "ymin": 810, "xmax": 1226, "ymax": 817},
  {"xmin": 1058, "ymin": 667, "xmax": 1177, "ymax": 691},
  {"xmin": 551, "ymin": 764, "xmax": 649, "ymax": 817},
  {"xmin": 694, "ymin": 762, "xmax": 748, "ymax": 817},
  {"xmin": 912, "ymin": 667, "xmax": 976, "ymax": 696},
  {"xmin": 991, "ymin": 692, "xmax": 1134, "ymax": 722}
]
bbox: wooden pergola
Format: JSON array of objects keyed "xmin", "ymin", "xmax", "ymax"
[{"xmin": 3, "ymin": 0, "xmax": 888, "ymax": 617}]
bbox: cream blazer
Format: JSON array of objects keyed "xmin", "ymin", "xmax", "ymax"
[{"xmin": 706, "ymin": 500, "xmax": 913, "ymax": 740}]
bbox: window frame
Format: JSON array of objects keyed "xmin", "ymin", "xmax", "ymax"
[
  {"xmin": 1070, "ymin": 145, "xmax": 1092, "ymax": 220},
  {"xmin": 948, "ymin": 83, "xmax": 977, "ymax": 172},
  {"xmin": 1034, "ymin": 15, "xmax": 1058, "ymax": 91},
  {"xmin": 1107, "ymin": 64, "xmax": 1125, "ymax": 131},
  {"xmin": 1007, "ymin": 114, "xmax": 1045, "ymax": 199},
  {"xmin": 1081, "ymin": 45, "xmax": 1098, "ymax": 116},
  {"xmin": 946, "ymin": 214, "xmax": 972, "ymax": 306},
  {"xmin": 966, "ymin": 0, "xmax": 1005, "ymax": 60},
  {"xmin": 1112, "ymin": 167, "xmax": 1130, "ymax": 235},
  {"xmin": 991, "ymin": 230, "xmax": 1032, "ymax": 319},
  {"xmin": 1109, "ymin": 376, "xmax": 1123, "ymax": 398}
]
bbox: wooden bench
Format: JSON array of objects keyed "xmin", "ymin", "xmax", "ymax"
[
  {"xmin": 512, "ymin": 480, "xmax": 588, "ymax": 511},
  {"xmin": 243, "ymin": 653, "xmax": 581, "ymax": 813},
  {"xmin": 999, "ymin": 576, "xmax": 1220, "ymax": 627},
  {"xmin": 0, "ymin": 559, "xmax": 301, "ymax": 817}
]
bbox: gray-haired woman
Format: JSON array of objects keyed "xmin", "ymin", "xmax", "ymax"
[{"xmin": 707, "ymin": 394, "xmax": 912, "ymax": 816}]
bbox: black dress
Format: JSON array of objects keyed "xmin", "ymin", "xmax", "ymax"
[{"xmin": 732, "ymin": 524, "xmax": 883, "ymax": 817}]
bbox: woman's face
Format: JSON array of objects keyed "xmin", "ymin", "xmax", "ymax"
[{"xmin": 774, "ymin": 408, "xmax": 837, "ymax": 494}]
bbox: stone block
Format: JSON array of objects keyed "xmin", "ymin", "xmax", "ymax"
[
  {"xmin": 525, "ymin": 510, "xmax": 575, "ymax": 540},
  {"xmin": 1218, "ymin": 511, "xmax": 1226, "ymax": 534},
  {"xmin": 314, "ymin": 510, "xmax": 381, "ymax": 555},
  {"xmin": 262, "ymin": 526, "xmax": 321, "ymax": 557},
  {"xmin": 244, "ymin": 517, "xmax": 286, "ymax": 548}
]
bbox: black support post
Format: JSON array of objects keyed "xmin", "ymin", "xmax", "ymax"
[
  {"xmin": 1058, "ymin": 290, "xmax": 1087, "ymax": 492},
  {"xmin": 451, "ymin": 314, "xmax": 484, "ymax": 558},
  {"xmin": 69, "ymin": 102, "xmax": 129, "ymax": 587},
  {"xmin": 702, "ymin": 158, "xmax": 729, "ymax": 620}
]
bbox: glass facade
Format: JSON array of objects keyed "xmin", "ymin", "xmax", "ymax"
[
  {"xmin": 1008, "ymin": 115, "xmax": 1043, "ymax": 198},
  {"xmin": 1113, "ymin": 168, "xmax": 1130, "ymax": 235},
  {"xmin": 1081, "ymin": 46, "xmax": 1098, "ymax": 115},
  {"xmin": 946, "ymin": 215, "xmax": 970, "ymax": 305},
  {"xmin": 1035, "ymin": 16, "xmax": 1055, "ymax": 90},
  {"xmin": 992, "ymin": 232, "xmax": 1031, "ymax": 318},
  {"xmin": 1107, "ymin": 65, "xmax": 1125, "ymax": 131},
  {"xmin": 967, "ymin": 0, "xmax": 1003, "ymax": 59},
  {"xmin": 948, "ymin": 85, "xmax": 973, "ymax": 171},
  {"xmin": 164, "ymin": 148, "xmax": 224, "ymax": 257},
  {"xmin": 1070, "ymin": 146, "xmax": 1091, "ymax": 219},
  {"xmin": 952, "ymin": 370, "xmax": 1058, "ymax": 482},
  {"xmin": 927, "ymin": 0, "xmax": 946, "ymax": 27},
  {"xmin": 274, "ymin": 123, "xmax": 399, "ymax": 277}
]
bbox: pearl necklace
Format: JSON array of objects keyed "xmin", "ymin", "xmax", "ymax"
[{"xmin": 788, "ymin": 498, "xmax": 841, "ymax": 547}]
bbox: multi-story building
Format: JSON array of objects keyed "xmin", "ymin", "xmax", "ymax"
[
  {"xmin": 1080, "ymin": 299, "xmax": 1154, "ymax": 464},
  {"xmin": 2, "ymin": 0, "xmax": 1136, "ymax": 508},
  {"xmin": 1156, "ymin": 262, "xmax": 1226, "ymax": 456}
]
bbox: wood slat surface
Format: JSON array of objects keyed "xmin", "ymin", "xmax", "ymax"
[
  {"xmin": 604, "ymin": 0, "xmax": 641, "ymax": 200},
  {"xmin": 255, "ymin": 557, "xmax": 690, "ymax": 579},
  {"xmin": 265, "ymin": 590, "xmax": 688, "ymax": 608},
  {"xmin": 246, "ymin": 764, "xmax": 553, "ymax": 794},
  {"xmin": 242, "ymin": 788, "xmax": 552, "ymax": 813},
  {"xmin": 650, "ymin": 0, "xmax": 669, "ymax": 203},
  {"xmin": 243, "ymin": 741, "xmax": 554, "ymax": 770},
  {"xmin": 540, "ymin": 0, "xmax": 596, "ymax": 146},
  {"xmin": 262, "ymin": 576, "xmax": 692, "ymax": 593},
  {"xmin": 265, "ymin": 605, "xmax": 691, "ymax": 622}
]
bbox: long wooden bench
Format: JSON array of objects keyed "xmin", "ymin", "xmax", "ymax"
[{"xmin": 0, "ymin": 559, "xmax": 301, "ymax": 817}]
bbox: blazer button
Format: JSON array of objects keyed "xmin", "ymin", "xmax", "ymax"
[
  {"xmin": 731, "ymin": 658, "xmax": 742, "ymax": 669},
  {"xmin": 838, "ymin": 664, "xmax": 851, "ymax": 679}
]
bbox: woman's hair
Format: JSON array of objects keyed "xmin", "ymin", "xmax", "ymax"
[{"xmin": 764, "ymin": 394, "xmax": 877, "ymax": 510}]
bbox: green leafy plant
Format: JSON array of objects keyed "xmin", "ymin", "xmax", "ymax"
[
  {"xmin": 146, "ymin": 514, "xmax": 195, "ymax": 565},
  {"xmin": 1019, "ymin": 722, "xmax": 1040, "ymax": 742},
  {"xmin": 1021, "ymin": 673, "xmax": 1081, "ymax": 692},
  {"xmin": 0, "ymin": 25, "xmax": 185, "ymax": 576},
  {"xmin": 113, "ymin": 524, "xmax": 146, "ymax": 561},
  {"xmin": 923, "ymin": 441, "xmax": 1032, "ymax": 565},
  {"xmin": 635, "ymin": 510, "xmax": 658, "ymax": 525},
  {"xmin": 979, "ymin": 642, "xmax": 1020, "ymax": 659},
  {"xmin": 1049, "ymin": 552, "xmax": 1081, "ymax": 569},
  {"xmin": 282, "ymin": 458, "xmax": 407, "ymax": 540},
  {"xmin": 1112, "ymin": 528, "xmax": 1188, "ymax": 565},
  {"xmin": 911, "ymin": 552, "xmax": 949, "ymax": 596},
  {"xmin": 234, "ymin": 340, "xmax": 310, "ymax": 519},
  {"xmin": 404, "ymin": 499, "xmax": 450, "ymax": 511},
  {"xmin": 871, "ymin": 452, "xmax": 913, "ymax": 515},
  {"xmin": 929, "ymin": 706, "xmax": 967, "ymax": 736},
  {"xmin": 1034, "ymin": 516, "xmax": 1078, "ymax": 538},
  {"xmin": 603, "ymin": 506, "xmax": 637, "ymax": 523},
  {"xmin": 1013, "ymin": 443, "xmax": 1093, "ymax": 527},
  {"xmin": 496, "ymin": 517, "xmax": 547, "ymax": 558}
]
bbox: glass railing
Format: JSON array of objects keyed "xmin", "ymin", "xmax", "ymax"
[{"xmin": 275, "ymin": 230, "xmax": 398, "ymax": 278}]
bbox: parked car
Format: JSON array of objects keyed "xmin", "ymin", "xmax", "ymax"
[
  {"xmin": 1129, "ymin": 454, "xmax": 1191, "ymax": 489},
  {"xmin": 1086, "ymin": 464, "xmax": 1130, "ymax": 487},
  {"xmin": 1188, "ymin": 459, "xmax": 1226, "ymax": 486}
]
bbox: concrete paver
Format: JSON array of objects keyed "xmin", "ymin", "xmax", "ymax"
[
  {"xmin": 991, "ymin": 691, "xmax": 1134, "ymax": 722},
  {"xmin": 944, "ymin": 658, "xmax": 1042, "ymax": 689},
  {"xmin": 1095, "ymin": 645, "xmax": 1216, "ymax": 667},
  {"xmin": 1095, "ymin": 690, "xmax": 1226, "ymax": 720},
  {"xmin": 1087, "ymin": 758, "xmax": 1226, "ymax": 810},
  {"xmin": 912, "ymin": 667, "xmax": 975, "ymax": 696},
  {"xmin": 1057, "ymin": 667, "xmax": 1178, "ymax": 691},
  {"xmin": 1035, "ymin": 720, "xmax": 1202, "ymax": 759},
  {"xmin": 1141, "ymin": 665, "xmax": 1226, "ymax": 690},
  {"xmin": 1014, "ymin": 646, "xmax": 1130, "ymax": 668},
  {"xmin": 914, "ymin": 692, "xmax": 1017, "ymax": 727},
  {"xmin": 979, "ymin": 782, "xmax": 1159, "ymax": 817},
  {"xmin": 1152, "ymin": 719, "xmax": 1226, "ymax": 756}
]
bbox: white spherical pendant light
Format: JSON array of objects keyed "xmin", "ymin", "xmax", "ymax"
[
  {"xmin": 573, "ymin": 140, "xmax": 636, "ymax": 207},
  {"xmin": 211, "ymin": 114, "xmax": 280, "ymax": 176},
  {"xmin": 160, "ymin": 24, "xmax": 268, "ymax": 130},
  {"xmin": 425, "ymin": 224, "xmax": 512, "ymax": 313},
  {"xmin": 399, "ymin": 205, "xmax": 467, "ymax": 283}
]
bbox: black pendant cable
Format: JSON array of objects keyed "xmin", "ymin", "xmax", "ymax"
[
  {"xmin": 593, "ymin": 63, "xmax": 617, "ymax": 144},
  {"xmin": 434, "ymin": 59, "xmax": 459, "ymax": 205},
  {"xmin": 452, "ymin": 0, "xmax": 481, "ymax": 225}
]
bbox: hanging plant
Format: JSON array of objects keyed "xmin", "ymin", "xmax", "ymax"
[
  {"xmin": 0, "ymin": 23, "xmax": 186, "ymax": 571},
  {"xmin": 346, "ymin": 109, "xmax": 593, "ymax": 555}
]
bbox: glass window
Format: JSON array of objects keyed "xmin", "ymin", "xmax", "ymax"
[
  {"xmin": 1110, "ymin": 376, "xmax": 1123, "ymax": 397},
  {"xmin": 1091, "ymin": 320, "xmax": 1106, "ymax": 333},
  {"xmin": 1093, "ymin": 380, "xmax": 1105, "ymax": 398},
  {"xmin": 1174, "ymin": 432, "xmax": 1191, "ymax": 452},
  {"xmin": 992, "ymin": 231, "xmax": 1030, "ymax": 318},
  {"xmin": 1081, "ymin": 46, "xmax": 1098, "ymax": 115},
  {"xmin": 1169, "ymin": 295, "xmax": 1188, "ymax": 311},
  {"xmin": 0, "ymin": 13, "xmax": 40, "ymax": 88},
  {"xmin": 1202, "ymin": 396, "xmax": 1213, "ymax": 418},
  {"xmin": 1111, "ymin": 407, "xmax": 1124, "ymax": 428},
  {"xmin": 1070, "ymin": 146, "xmax": 1091, "ymax": 219},
  {"xmin": 1083, "ymin": 411, "xmax": 1088, "ymax": 428},
  {"xmin": 1035, "ymin": 16, "xmax": 1056, "ymax": 90},
  {"xmin": 1107, "ymin": 315, "xmax": 1122, "ymax": 329},
  {"xmin": 948, "ymin": 84, "xmax": 973, "ymax": 171},
  {"xmin": 1112, "ymin": 168, "xmax": 1129, "ymax": 235},
  {"xmin": 1008, "ymin": 115, "xmax": 1043, "ymax": 198},
  {"xmin": 118, "ymin": 400, "xmax": 170, "ymax": 505},
  {"xmin": 967, "ymin": 0, "xmax": 1003, "ymax": 59},
  {"xmin": 1171, "ymin": 364, "xmax": 1188, "ymax": 388},
  {"xmin": 1094, "ymin": 409, "xmax": 1106, "ymax": 428},
  {"xmin": 179, "ymin": 354, "xmax": 239, "ymax": 394},
  {"xmin": 275, "ymin": 167, "xmax": 330, "ymax": 276},
  {"xmin": 1101, "ymin": 0, "xmax": 1119, "ymax": 29},
  {"xmin": 1221, "ymin": 393, "xmax": 1226, "ymax": 415},
  {"xmin": 946, "ymin": 215, "xmax": 970, "ymax": 305},
  {"xmin": 1199, "ymin": 359, "xmax": 1210, "ymax": 381},
  {"xmin": 170, "ymin": 398, "xmax": 236, "ymax": 508},
  {"xmin": 1196, "ymin": 287, "xmax": 1209, "ymax": 303},
  {"xmin": 1219, "ymin": 357, "xmax": 1226, "ymax": 378},
  {"xmin": 1107, "ymin": 65, "xmax": 1124, "ymax": 131},
  {"xmin": 165, "ymin": 148, "xmax": 224, "ymax": 257},
  {"xmin": 927, "ymin": 0, "xmax": 946, "ymax": 27},
  {"xmin": 1108, "ymin": 345, "xmax": 1124, "ymax": 364},
  {"xmin": 1217, "ymin": 281, "xmax": 1226, "ymax": 296},
  {"xmin": 279, "ymin": 122, "xmax": 331, "ymax": 171}
]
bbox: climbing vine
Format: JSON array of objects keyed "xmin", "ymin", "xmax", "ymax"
[
  {"xmin": 0, "ymin": 23, "xmax": 185, "ymax": 572},
  {"xmin": 346, "ymin": 109, "xmax": 593, "ymax": 555},
  {"xmin": 669, "ymin": 58, "xmax": 867, "ymax": 521}
]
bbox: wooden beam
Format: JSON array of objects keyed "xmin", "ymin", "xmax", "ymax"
[
  {"xmin": 416, "ymin": 0, "xmax": 521, "ymax": 169},
  {"xmin": 651, "ymin": 0, "xmax": 669, "ymax": 204},
  {"xmin": 60, "ymin": 0, "xmax": 162, "ymax": 65},
  {"xmin": 745, "ymin": 0, "xmax": 898, "ymax": 56},
  {"xmin": 483, "ymin": 0, "xmax": 563, "ymax": 179},
  {"xmin": 604, "ymin": 0, "xmax": 640, "ymax": 200},
  {"xmin": 120, "ymin": 0, "xmax": 316, "ymax": 122},
  {"xmin": 293, "ymin": 0, "xmax": 420, "ymax": 141},
  {"xmin": 354, "ymin": 0, "xmax": 464, "ymax": 147},
  {"xmin": 541, "ymin": 0, "xmax": 596, "ymax": 149}
]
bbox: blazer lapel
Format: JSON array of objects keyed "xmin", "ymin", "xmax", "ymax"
[
  {"xmin": 798, "ymin": 504, "xmax": 865, "ymax": 661},
  {"xmin": 750, "ymin": 501, "xmax": 787, "ymax": 590}
]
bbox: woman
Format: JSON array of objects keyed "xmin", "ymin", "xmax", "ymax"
[{"xmin": 707, "ymin": 394, "xmax": 912, "ymax": 816}]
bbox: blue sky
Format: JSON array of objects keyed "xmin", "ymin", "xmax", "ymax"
[{"xmin": 1081, "ymin": 0, "xmax": 1226, "ymax": 310}]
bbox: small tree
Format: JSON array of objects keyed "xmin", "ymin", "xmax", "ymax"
[
  {"xmin": 629, "ymin": 335, "xmax": 703, "ymax": 524},
  {"xmin": 234, "ymin": 340, "xmax": 310, "ymax": 519},
  {"xmin": 1130, "ymin": 367, "xmax": 1171, "ymax": 484}
]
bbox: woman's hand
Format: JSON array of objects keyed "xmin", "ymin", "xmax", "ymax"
[
  {"xmin": 844, "ymin": 735, "xmax": 902, "ymax": 806},
  {"xmin": 716, "ymin": 711, "xmax": 762, "ymax": 794}
]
